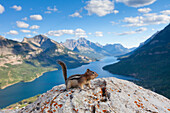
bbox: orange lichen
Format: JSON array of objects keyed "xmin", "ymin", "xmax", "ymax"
[
  {"xmin": 69, "ymin": 92, "xmax": 71, "ymax": 94},
  {"xmin": 53, "ymin": 109, "xmax": 56, "ymax": 112},
  {"xmin": 53, "ymin": 97, "xmax": 57, "ymax": 99},
  {"xmin": 103, "ymin": 110, "xmax": 107, "ymax": 112},
  {"xmin": 88, "ymin": 101, "xmax": 92, "ymax": 104},
  {"xmin": 128, "ymin": 94, "xmax": 130, "ymax": 96},
  {"xmin": 138, "ymin": 99, "xmax": 141, "ymax": 102},
  {"xmin": 97, "ymin": 104, "xmax": 100, "ymax": 108},
  {"xmin": 54, "ymin": 103, "xmax": 58, "ymax": 106},
  {"xmin": 137, "ymin": 104, "xmax": 140, "ymax": 107},
  {"xmin": 71, "ymin": 90, "xmax": 74, "ymax": 93},
  {"xmin": 58, "ymin": 104, "xmax": 63, "ymax": 108},
  {"xmin": 143, "ymin": 97, "xmax": 148, "ymax": 101},
  {"xmin": 73, "ymin": 108, "xmax": 78, "ymax": 113},
  {"xmin": 94, "ymin": 94, "xmax": 97, "ymax": 96},
  {"xmin": 167, "ymin": 109, "xmax": 170, "ymax": 111},
  {"xmin": 66, "ymin": 94, "xmax": 68, "ymax": 96},
  {"xmin": 134, "ymin": 100, "xmax": 144, "ymax": 108}
]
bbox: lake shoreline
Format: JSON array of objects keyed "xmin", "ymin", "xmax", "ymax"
[
  {"xmin": 0, "ymin": 56, "xmax": 137, "ymax": 109},
  {"xmin": 0, "ymin": 69, "xmax": 58, "ymax": 90},
  {"xmin": 0, "ymin": 62, "xmax": 91, "ymax": 90}
]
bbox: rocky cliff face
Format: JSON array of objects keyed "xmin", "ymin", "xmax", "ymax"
[
  {"xmin": 62, "ymin": 38, "xmax": 131, "ymax": 59},
  {"xmin": 6, "ymin": 77, "xmax": 169, "ymax": 113}
]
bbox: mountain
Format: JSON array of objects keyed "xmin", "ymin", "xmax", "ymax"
[
  {"xmin": 139, "ymin": 31, "xmax": 160, "ymax": 48},
  {"xmin": 62, "ymin": 38, "xmax": 109, "ymax": 59},
  {"xmin": 103, "ymin": 24, "xmax": 170, "ymax": 98},
  {"xmin": 0, "ymin": 35, "xmax": 93, "ymax": 89},
  {"xmin": 22, "ymin": 35, "xmax": 58, "ymax": 50},
  {"xmin": 62, "ymin": 38, "xmax": 131, "ymax": 59},
  {"xmin": 3, "ymin": 77, "xmax": 170, "ymax": 112},
  {"xmin": 103, "ymin": 44, "xmax": 130, "ymax": 56}
]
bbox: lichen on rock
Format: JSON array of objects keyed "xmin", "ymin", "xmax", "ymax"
[{"xmin": 3, "ymin": 77, "xmax": 170, "ymax": 113}]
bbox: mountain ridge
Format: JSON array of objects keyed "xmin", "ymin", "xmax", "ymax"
[
  {"xmin": 62, "ymin": 38, "xmax": 132, "ymax": 59},
  {"xmin": 103, "ymin": 24, "xmax": 170, "ymax": 98},
  {"xmin": 0, "ymin": 35, "xmax": 93, "ymax": 89}
]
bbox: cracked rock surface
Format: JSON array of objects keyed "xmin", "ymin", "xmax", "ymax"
[{"xmin": 3, "ymin": 77, "xmax": 170, "ymax": 113}]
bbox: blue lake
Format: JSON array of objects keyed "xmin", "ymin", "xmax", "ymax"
[{"xmin": 0, "ymin": 56, "xmax": 136, "ymax": 108}]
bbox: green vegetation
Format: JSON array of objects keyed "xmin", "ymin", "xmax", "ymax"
[
  {"xmin": 103, "ymin": 24, "xmax": 170, "ymax": 98},
  {"xmin": 104, "ymin": 54, "xmax": 170, "ymax": 98},
  {"xmin": 4, "ymin": 94, "xmax": 41, "ymax": 109},
  {"xmin": 0, "ymin": 60, "xmax": 56, "ymax": 89},
  {"xmin": 0, "ymin": 35, "xmax": 93, "ymax": 89}
]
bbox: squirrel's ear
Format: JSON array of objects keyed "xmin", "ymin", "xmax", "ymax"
[{"xmin": 87, "ymin": 69, "xmax": 90, "ymax": 72}]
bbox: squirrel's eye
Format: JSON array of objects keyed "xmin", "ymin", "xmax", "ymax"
[{"xmin": 92, "ymin": 72, "xmax": 94, "ymax": 74}]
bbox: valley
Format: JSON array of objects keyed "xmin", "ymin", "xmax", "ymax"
[{"xmin": 103, "ymin": 24, "xmax": 170, "ymax": 98}]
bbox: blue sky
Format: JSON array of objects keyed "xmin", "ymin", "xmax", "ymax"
[{"xmin": 0, "ymin": 0, "xmax": 169, "ymax": 48}]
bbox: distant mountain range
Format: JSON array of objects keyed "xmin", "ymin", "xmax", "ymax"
[
  {"xmin": 0, "ymin": 34, "xmax": 136, "ymax": 89},
  {"xmin": 62, "ymin": 38, "xmax": 134, "ymax": 59},
  {"xmin": 103, "ymin": 24, "xmax": 170, "ymax": 98},
  {"xmin": 0, "ymin": 35, "xmax": 93, "ymax": 89}
]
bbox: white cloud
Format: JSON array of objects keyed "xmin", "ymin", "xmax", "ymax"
[
  {"xmin": 123, "ymin": 12, "xmax": 170, "ymax": 27},
  {"xmin": 116, "ymin": 0, "xmax": 156, "ymax": 7},
  {"xmin": 47, "ymin": 6, "xmax": 58, "ymax": 12},
  {"xmin": 30, "ymin": 25, "xmax": 40, "ymax": 29},
  {"xmin": 113, "ymin": 10, "xmax": 119, "ymax": 14},
  {"xmin": 7, "ymin": 30, "xmax": 18, "ymax": 35},
  {"xmin": 32, "ymin": 31, "xmax": 38, "ymax": 34},
  {"xmin": 30, "ymin": 15, "xmax": 43, "ymax": 20},
  {"xmin": 46, "ymin": 29, "xmax": 88, "ymax": 38},
  {"xmin": 75, "ymin": 28, "xmax": 87, "ymax": 37},
  {"xmin": 26, "ymin": 34, "xmax": 32, "ymax": 37},
  {"xmin": 11, "ymin": 5, "xmax": 22, "ymax": 11},
  {"xmin": 47, "ymin": 29, "xmax": 74, "ymax": 37},
  {"xmin": 85, "ymin": 0, "xmax": 114, "ymax": 17},
  {"xmin": 16, "ymin": 21, "xmax": 29, "ymax": 28},
  {"xmin": 13, "ymin": 38, "xmax": 22, "ymax": 42},
  {"xmin": 110, "ymin": 21, "xmax": 118, "ymax": 25},
  {"xmin": 22, "ymin": 17, "xmax": 28, "ymax": 21},
  {"xmin": 138, "ymin": 8, "xmax": 152, "ymax": 13},
  {"xmin": 160, "ymin": 10, "xmax": 170, "ymax": 15},
  {"xmin": 20, "ymin": 30, "xmax": 31, "ymax": 33},
  {"xmin": 0, "ymin": 4, "xmax": 5, "ymax": 14},
  {"xmin": 117, "ymin": 27, "xmax": 147, "ymax": 35},
  {"xmin": 69, "ymin": 12, "xmax": 82, "ymax": 18},
  {"xmin": 95, "ymin": 31, "xmax": 103, "ymax": 37}
]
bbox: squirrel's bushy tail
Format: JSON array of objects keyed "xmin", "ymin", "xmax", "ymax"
[{"xmin": 57, "ymin": 60, "xmax": 67, "ymax": 82}]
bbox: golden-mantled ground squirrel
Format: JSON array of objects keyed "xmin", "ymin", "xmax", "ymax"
[{"xmin": 57, "ymin": 61, "xmax": 98, "ymax": 90}]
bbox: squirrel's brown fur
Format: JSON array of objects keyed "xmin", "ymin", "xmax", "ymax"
[{"xmin": 57, "ymin": 60, "xmax": 98, "ymax": 90}]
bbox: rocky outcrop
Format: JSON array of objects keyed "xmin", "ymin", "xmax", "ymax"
[
  {"xmin": 15, "ymin": 77, "xmax": 170, "ymax": 113},
  {"xmin": 0, "ymin": 36, "xmax": 5, "ymax": 40}
]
